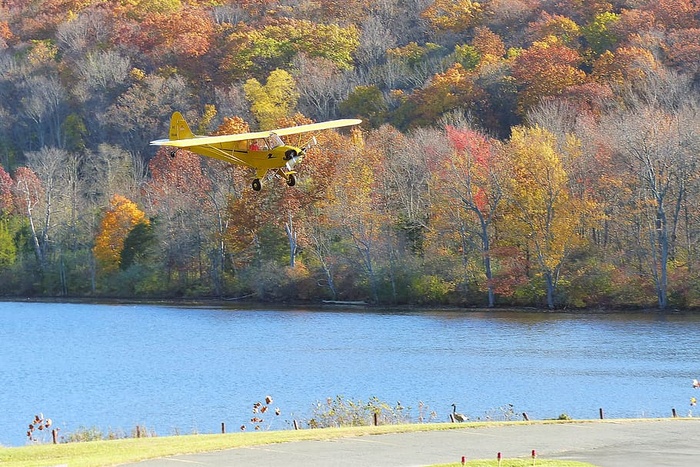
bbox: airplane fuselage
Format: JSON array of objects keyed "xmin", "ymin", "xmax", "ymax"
[{"xmin": 187, "ymin": 143, "xmax": 303, "ymax": 171}]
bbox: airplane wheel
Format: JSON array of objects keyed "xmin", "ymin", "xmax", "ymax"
[
  {"xmin": 287, "ymin": 174, "xmax": 296, "ymax": 187},
  {"xmin": 252, "ymin": 179, "xmax": 262, "ymax": 191}
]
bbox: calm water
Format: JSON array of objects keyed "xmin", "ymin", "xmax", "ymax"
[{"xmin": 1, "ymin": 301, "xmax": 699, "ymax": 446}]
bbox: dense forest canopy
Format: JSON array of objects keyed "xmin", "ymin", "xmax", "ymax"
[{"xmin": 0, "ymin": 0, "xmax": 699, "ymax": 309}]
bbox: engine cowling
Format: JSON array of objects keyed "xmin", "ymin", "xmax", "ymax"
[{"xmin": 285, "ymin": 152, "xmax": 305, "ymax": 171}]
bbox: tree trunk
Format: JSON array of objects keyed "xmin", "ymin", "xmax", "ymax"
[
  {"xmin": 285, "ymin": 212, "xmax": 297, "ymax": 268},
  {"xmin": 545, "ymin": 271, "xmax": 555, "ymax": 309},
  {"xmin": 480, "ymin": 221, "xmax": 495, "ymax": 308},
  {"xmin": 656, "ymin": 209, "xmax": 669, "ymax": 310}
]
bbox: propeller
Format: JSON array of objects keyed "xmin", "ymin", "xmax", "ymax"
[
  {"xmin": 286, "ymin": 136, "xmax": 316, "ymax": 171},
  {"xmin": 303, "ymin": 136, "xmax": 317, "ymax": 151}
]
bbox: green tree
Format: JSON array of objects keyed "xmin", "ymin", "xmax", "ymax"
[
  {"xmin": 62, "ymin": 113, "xmax": 87, "ymax": 152},
  {"xmin": 454, "ymin": 44, "xmax": 481, "ymax": 71},
  {"xmin": 339, "ymin": 85, "xmax": 387, "ymax": 128},
  {"xmin": 0, "ymin": 221, "xmax": 16, "ymax": 267},
  {"xmin": 582, "ymin": 12, "xmax": 620, "ymax": 57},
  {"xmin": 120, "ymin": 220, "xmax": 156, "ymax": 270}
]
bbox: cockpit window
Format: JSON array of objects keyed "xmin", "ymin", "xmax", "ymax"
[{"xmin": 267, "ymin": 133, "xmax": 284, "ymax": 149}]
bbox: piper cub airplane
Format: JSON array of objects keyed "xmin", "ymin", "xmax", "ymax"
[{"xmin": 150, "ymin": 112, "xmax": 362, "ymax": 191}]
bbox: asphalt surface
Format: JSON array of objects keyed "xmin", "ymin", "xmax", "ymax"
[{"xmin": 128, "ymin": 419, "xmax": 700, "ymax": 466}]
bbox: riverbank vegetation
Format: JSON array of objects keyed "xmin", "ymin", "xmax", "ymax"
[{"xmin": 1, "ymin": 1, "xmax": 700, "ymax": 310}]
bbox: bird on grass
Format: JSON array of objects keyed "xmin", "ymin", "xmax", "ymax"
[{"xmin": 451, "ymin": 403, "xmax": 467, "ymax": 422}]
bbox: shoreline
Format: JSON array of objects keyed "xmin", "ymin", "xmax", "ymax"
[{"xmin": 1, "ymin": 296, "xmax": 696, "ymax": 314}]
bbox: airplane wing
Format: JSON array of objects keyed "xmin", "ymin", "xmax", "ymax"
[{"xmin": 150, "ymin": 118, "xmax": 362, "ymax": 148}]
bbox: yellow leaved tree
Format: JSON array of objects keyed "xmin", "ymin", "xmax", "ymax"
[
  {"xmin": 93, "ymin": 194, "xmax": 148, "ymax": 274},
  {"xmin": 421, "ymin": 0, "xmax": 484, "ymax": 33},
  {"xmin": 244, "ymin": 68, "xmax": 299, "ymax": 130},
  {"xmin": 115, "ymin": 0, "xmax": 181, "ymax": 19},
  {"xmin": 499, "ymin": 126, "xmax": 596, "ymax": 309}
]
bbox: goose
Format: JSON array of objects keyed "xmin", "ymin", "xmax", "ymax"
[{"xmin": 451, "ymin": 403, "xmax": 467, "ymax": 422}]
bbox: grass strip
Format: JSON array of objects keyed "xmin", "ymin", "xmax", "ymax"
[
  {"xmin": 6, "ymin": 423, "xmax": 473, "ymax": 467},
  {"xmin": 433, "ymin": 460, "xmax": 595, "ymax": 467},
  {"xmin": 0, "ymin": 418, "xmax": 681, "ymax": 467}
]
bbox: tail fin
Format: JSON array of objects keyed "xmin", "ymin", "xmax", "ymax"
[{"xmin": 169, "ymin": 112, "xmax": 195, "ymax": 140}]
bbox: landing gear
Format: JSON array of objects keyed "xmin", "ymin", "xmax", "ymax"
[{"xmin": 251, "ymin": 174, "xmax": 295, "ymax": 190}]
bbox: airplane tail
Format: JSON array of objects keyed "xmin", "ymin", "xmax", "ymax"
[{"xmin": 168, "ymin": 112, "xmax": 195, "ymax": 140}]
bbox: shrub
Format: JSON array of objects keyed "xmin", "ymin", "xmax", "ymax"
[{"xmin": 307, "ymin": 395, "xmax": 411, "ymax": 428}]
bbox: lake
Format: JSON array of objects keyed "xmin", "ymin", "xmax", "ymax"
[{"xmin": 1, "ymin": 301, "xmax": 698, "ymax": 447}]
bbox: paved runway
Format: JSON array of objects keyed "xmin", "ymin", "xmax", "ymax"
[{"xmin": 128, "ymin": 419, "xmax": 700, "ymax": 467}]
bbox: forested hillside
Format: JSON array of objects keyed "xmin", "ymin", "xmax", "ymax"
[{"xmin": 1, "ymin": 0, "xmax": 699, "ymax": 309}]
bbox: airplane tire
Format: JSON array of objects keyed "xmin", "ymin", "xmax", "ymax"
[
  {"xmin": 252, "ymin": 179, "xmax": 262, "ymax": 191},
  {"xmin": 287, "ymin": 174, "xmax": 296, "ymax": 187}
]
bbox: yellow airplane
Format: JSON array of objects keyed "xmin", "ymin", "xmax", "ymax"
[{"xmin": 150, "ymin": 112, "xmax": 362, "ymax": 191}]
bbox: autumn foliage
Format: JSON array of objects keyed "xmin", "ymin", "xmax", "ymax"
[{"xmin": 0, "ymin": 0, "xmax": 699, "ymax": 310}]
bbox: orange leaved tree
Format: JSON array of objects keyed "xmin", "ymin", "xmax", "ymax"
[
  {"xmin": 0, "ymin": 165, "xmax": 14, "ymax": 216},
  {"xmin": 93, "ymin": 194, "xmax": 148, "ymax": 274}
]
